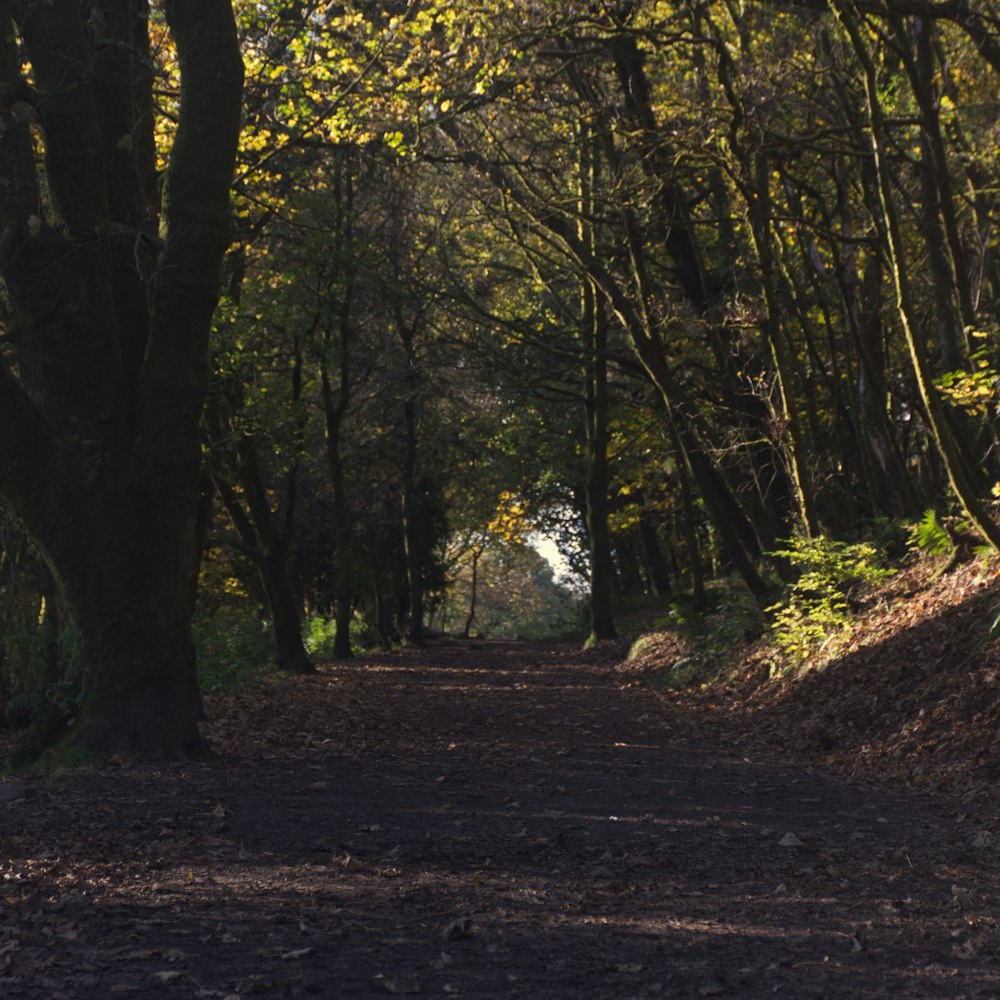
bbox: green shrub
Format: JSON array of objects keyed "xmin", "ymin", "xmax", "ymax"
[
  {"xmin": 655, "ymin": 580, "xmax": 764, "ymax": 647},
  {"xmin": 193, "ymin": 605, "xmax": 274, "ymax": 693},
  {"xmin": 870, "ymin": 517, "xmax": 911, "ymax": 560},
  {"xmin": 304, "ymin": 612, "xmax": 379, "ymax": 658},
  {"xmin": 767, "ymin": 535, "xmax": 894, "ymax": 664},
  {"xmin": 304, "ymin": 615, "xmax": 337, "ymax": 658}
]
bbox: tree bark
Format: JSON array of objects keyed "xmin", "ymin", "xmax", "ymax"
[
  {"xmin": 582, "ymin": 281, "xmax": 618, "ymax": 642},
  {"xmin": 832, "ymin": 0, "xmax": 1000, "ymax": 550},
  {"xmin": 320, "ymin": 149, "xmax": 357, "ymax": 660},
  {"xmin": 212, "ymin": 441, "xmax": 315, "ymax": 676},
  {"xmin": 578, "ymin": 120, "xmax": 616, "ymax": 643},
  {"xmin": 463, "ymin": 546, "xmax": 482, "ymax": 639},
  {"xmin": 0, "ymin": 1, "xmax": 244, "ymax": 757}
]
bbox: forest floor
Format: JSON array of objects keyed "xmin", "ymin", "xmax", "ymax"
[{"xmin": 2, "ymin": 591, "xmax": 1000, "ymax": 999}]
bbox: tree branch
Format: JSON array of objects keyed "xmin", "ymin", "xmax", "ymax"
[
  {"xmin": 766, "ymin": 0, "xmax": 1000, "ymax": 76},
  {"xmin": 138, "ymin": 0, "xmax": 243, "ymax": 474}
]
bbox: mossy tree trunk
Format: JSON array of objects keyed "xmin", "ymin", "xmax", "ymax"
[
  {"xmin": 0, "ymin": 1, "xmax": 244, "ymax": 757},
  {"xmin": 832, "ymin": 1, "xmax": 1000, "ymax": 551}
]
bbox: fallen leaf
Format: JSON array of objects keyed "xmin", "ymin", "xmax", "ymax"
[
  {"xmin": 152, "ymin": 971, "xmax": 183, "ymax": 984},
  {"xmin": 952, "ymin": 940, "xmax": 977, "ymax": 960},
  {"xmin": 382, "ymin": 971, "xmax": 422, "ymax": 994},
  {"xmin": 442, "ymin": 916, "xmax": 472, "ymax": 941},
  {"xmin": 951, "ymin": 885, "xmax": 974, "ymax": 909},
  {"xmin": 0, "ymin": 782, "xmax": 28, "ymax": 803}
]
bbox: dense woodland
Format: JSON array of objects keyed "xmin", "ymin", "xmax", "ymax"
[{"xmin": 1, "ymin": 0, "xmax": 1000, "ymax": 758}]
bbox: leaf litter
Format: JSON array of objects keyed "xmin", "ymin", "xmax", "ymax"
[{"xmin": 1, "ymin": 631, "xmax": 999, "ymax": 997}]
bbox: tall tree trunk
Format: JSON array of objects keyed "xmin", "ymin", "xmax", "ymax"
[
  {"xmin": 833, "ymin": 1, "xmax": 1000, "ymax": 550},
  {"xmin": 582, "ymin": 286, "xmax": 617, "ymax": 641},
  {"xmin": 463, "ymin": 545, "xmax": 482, "ymax": 639},
  {"xmin": 579, "ymin": 120, "xmax": 616, "ymax": 643},
  {"xmin": 213, "ymin": 456, "xmax": 314, "ymax": 676},
  {"xmin": 322, "ymin": 359, "xmax": 356, "ymax": 660},
  {"xmin": 321, "ymin": 148, "xmax": 357, "ymax": 660},
  {"xmin": 0, "ymin": 2, "xmax": 243, "ymax": 757},
  {"xmin": 822, "ymin": 43, "xmax": 924, "ymax": 519},
  {"xmin": 676, "ymin": 444, "xmax": 707, "ymax": 611},
  {"xmin": 401, "ymin": 394, "xmax": 425, "ymax": 645},
  {"xmin": 639, "ymin": 515, "xmax": 672, "ymax": 598},
  {"xmin": 618, "ymin": 214, "xmax": 775, "ymax": 604},
  {"xmin": 708, "ymin": 9, "xmax": 819, "ymax": 536}
]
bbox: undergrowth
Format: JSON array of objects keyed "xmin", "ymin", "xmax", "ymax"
[
  {"xmin": 911, "ymin": 509, "xmax": 954, "ymax": 558},
  {"xmin": 625, "ymin": 532, "xmax": 899, "ymax": 687},
  {"xmin": 659, "ymin": 583, "xmax": 764, "ymax": 655},
  {"xmin": 194, "ymin": 606, "xmax": 378, "ymax": 693},
  {"xmin": 193, "ymin": 606, "xmax": 276, "ymax": 693},
  {"xmin": 625, "ymin": 580, "xmax": 766, "ymax": 689},
  {"xmin": 303, "ymin": 613, "xmax": 374, "ymax": 659},
  {"xmin": 765, "ymin": 535, "xmax": 895, "ymax": 665}
]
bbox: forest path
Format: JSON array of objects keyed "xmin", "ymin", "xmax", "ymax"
[{"xmin": 2, "ymin": 639, "xmax": 1000, "ymax": 998}]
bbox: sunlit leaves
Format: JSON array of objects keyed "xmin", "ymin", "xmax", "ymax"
[
  {"xmin": 214, "ymin": 0, "xmax": 1000, "ymax": 625},
  {"xmin": 488, "ymin": 490, "xmax": 531, "ymax": 544}
]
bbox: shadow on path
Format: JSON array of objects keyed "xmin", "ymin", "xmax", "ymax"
[{"xmin": 1, "ymin": 640, "xmax": 998, "ymax": 998}]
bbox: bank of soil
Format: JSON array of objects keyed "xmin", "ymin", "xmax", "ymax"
[
  {"xmin": 629, "ymin": 557, "xmax": 1000, "ymax": 807},
  {"xmin": 1, "ymin": 639, "xmax": 999, "ymax": 998}
]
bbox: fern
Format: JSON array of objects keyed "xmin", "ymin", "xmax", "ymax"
[{"xmin": 912, "ymin": 509, "xmax": 954, "ymax": 557}]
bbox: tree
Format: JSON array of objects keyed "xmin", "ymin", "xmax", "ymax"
[
  {"xmin": 226, "ymin": 0, "xmax": 1000, "ymax": 622},
  {"xmin": 830, "ymin": 1, "xmax": 1000, "ymax": 551},
  {"xmin": 0, "ymin": 2, "xmax": 243, "ymax": 757}
]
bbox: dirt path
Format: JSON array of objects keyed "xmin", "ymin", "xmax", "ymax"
[{"xmin": 2, "ymin": 640, "xmax": 999, "ymax": 998}]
